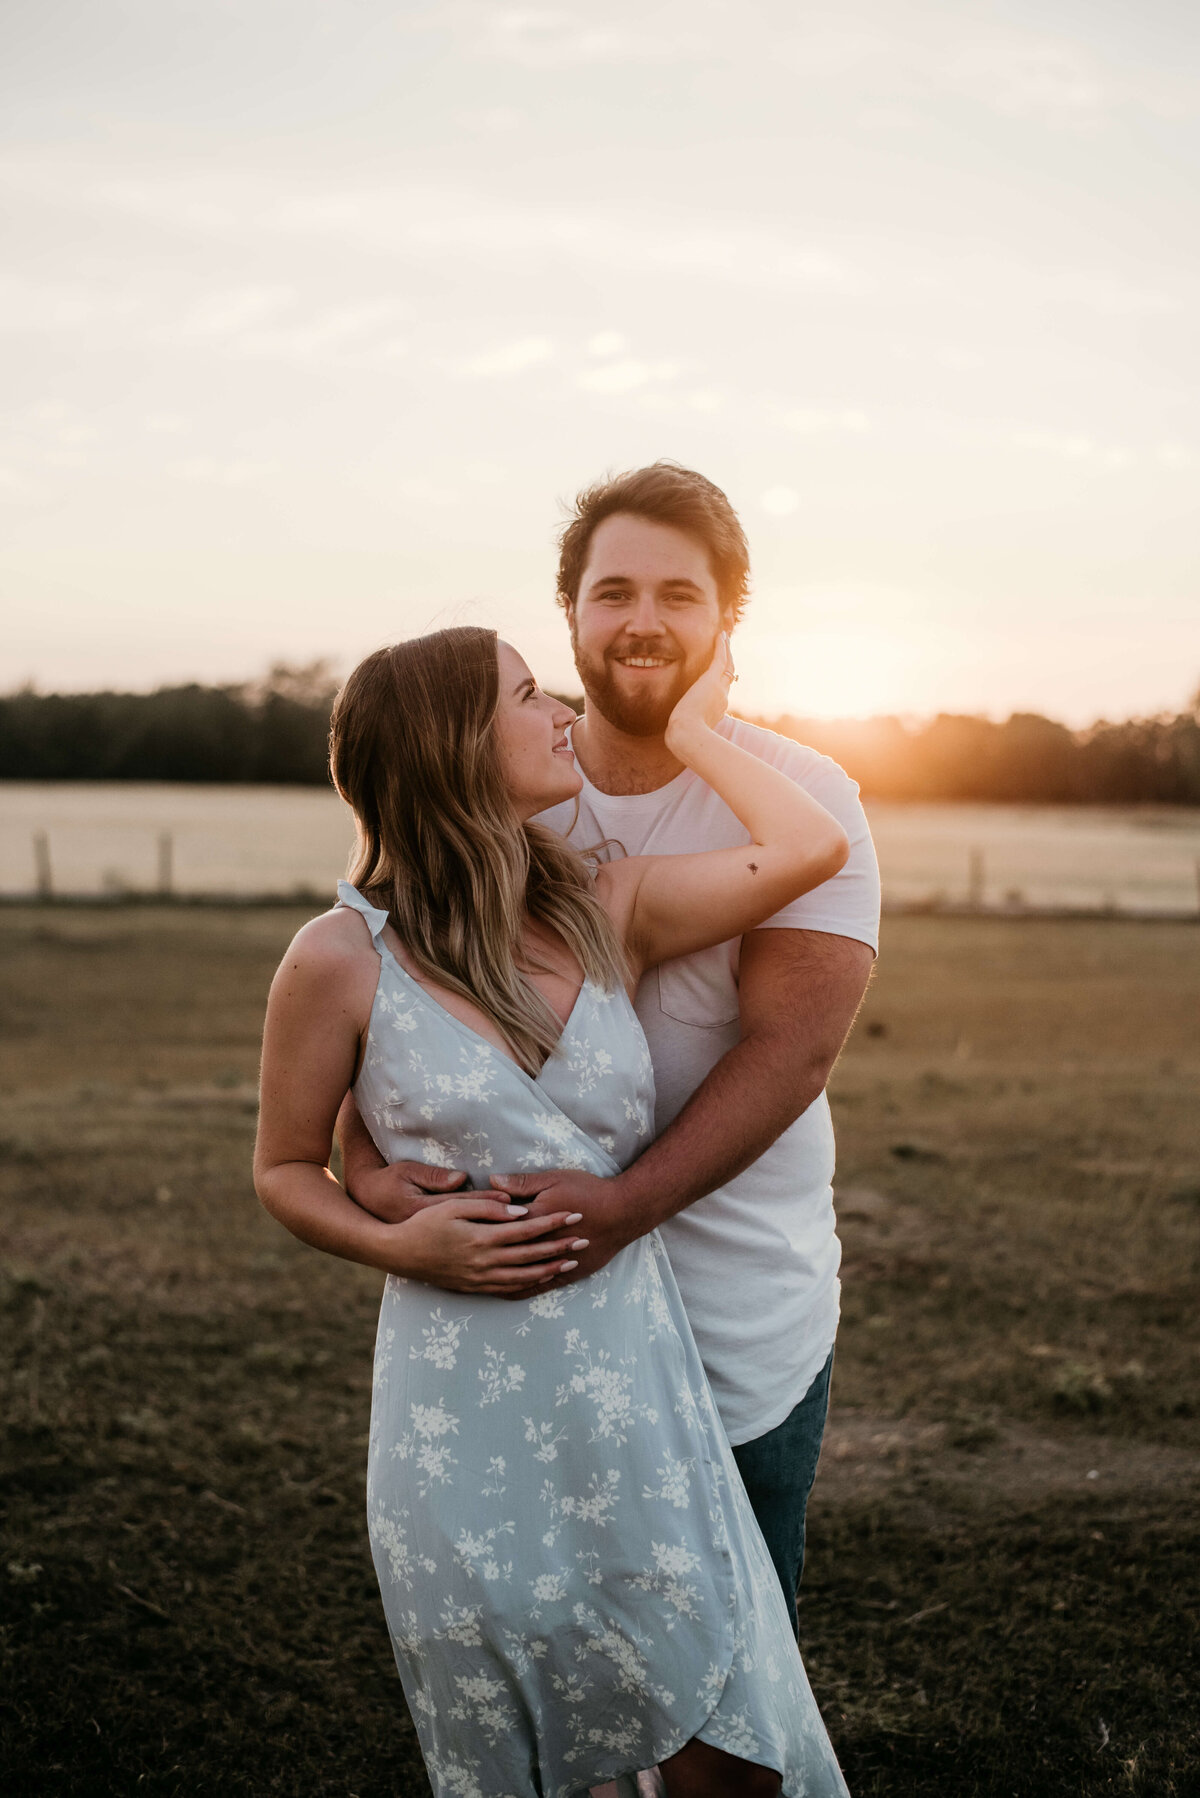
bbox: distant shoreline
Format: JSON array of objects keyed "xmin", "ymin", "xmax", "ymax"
[
  {"xmin": 3, "ymin": 891, "xmax": 1195, "ymax": 922},
  {"xmin": 4, "ymin": 776, "xmax": 1199, "ymax": 812}
]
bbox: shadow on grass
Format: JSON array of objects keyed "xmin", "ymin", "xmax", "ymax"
[{"xmin": 801, "ymin": 1488, "xmax": 1199, "ymax": 1797}]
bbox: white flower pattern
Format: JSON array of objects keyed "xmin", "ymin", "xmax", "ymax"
[{"xmin": 337, "ymin": 881, "xmax": 848, "ymax": 1798}]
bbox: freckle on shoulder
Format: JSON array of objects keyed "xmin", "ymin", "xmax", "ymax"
[{"xmin": 290, "ymin": 906, "xmax": 375, "ymax": 969}]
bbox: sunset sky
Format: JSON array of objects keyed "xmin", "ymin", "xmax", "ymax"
[{"xmin": 1, "ymin": 0, "xmax": 1197, "ymax": 723}]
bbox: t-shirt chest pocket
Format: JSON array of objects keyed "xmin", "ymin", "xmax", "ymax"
[{"xmin": 655, "ymin": 943, "xmax": 741, "ymax": 1030}]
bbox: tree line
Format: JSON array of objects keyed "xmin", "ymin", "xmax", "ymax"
[
  {"xmin": 0, "ymin": 664, "xmax": 340, "ymax": 787},
  {"xmin": 765, "ymin": 706, "xmax": 1200, "ymax": 806},
  {"xmin": 2, "ymin": 666, "xmax": 1198, "ymax": 804}
]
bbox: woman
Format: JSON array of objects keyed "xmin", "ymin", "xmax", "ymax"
[{"xmin": 254, "ymin": 626, "xmax": 851, "ymax": 1798}]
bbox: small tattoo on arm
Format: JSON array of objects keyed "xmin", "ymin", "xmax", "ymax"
[{"xmin": 747, "ymin": 861, "xmax": 759, "ymax": 874}]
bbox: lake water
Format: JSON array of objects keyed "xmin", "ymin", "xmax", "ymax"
[{"xmin": 2, "ymin": 782, "xmax": 1199, "ymax": 915}]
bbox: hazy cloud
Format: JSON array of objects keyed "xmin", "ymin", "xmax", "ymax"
[
  {"xmin": 760, "ymin": 486, "xmax": 799, "ymax": 516},
  {"xmin": 459, "ymin": 1, "xmax": 716, "ymax": 67},
  {"xmin": 1010, "ymin": 429, "xmax": 1133, "ymax": 470},
  {"xmin": 172, "ymin": 456, "xmax": 278, "ymax": 486},
  {"xmin": 576, "ymin": 357, "xmax": 680, "ymax": 395},
  {"xmin": 396, "ymin": 477, "xmax": 459, "ymax": 506},
  {"xmin": 459, "ymin": 335, "xmax": 557, "ymax": 377},
  {"xmin": 174, "ymin": 287, "xmax": 295, "ymax": 340},
  {"xmin": 782, "ymin": 407, "xmax": 871, "ymax": 436},
  {"xmin": 0, "ymin": 275, "xmax": 136, "ymax": 335},
  {"xmin": 943, "ymin": 34, "xmax": 1109, "ymax": 121},
  {"xmin": 239, "ymin": 302, "xmax": 408, "ymax": 365},
  {"xmin": 0, "ymin": 463, "xmax": 42, "ymax": 504}
]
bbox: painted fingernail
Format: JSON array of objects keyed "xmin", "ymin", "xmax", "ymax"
[
  {"xmin": 506, "ymin": 1205, "xmax": 529, "ymax": 1216},
  {"xmin": 538, "ymin": 1270, "xmax": 555, "ymax": 1283},
  {"xmin": 564, "ymin": 1213, "xmax": 583, "ymax": 1225},
  {"xmin": 571, "ymin": 1239, "xmax": 589, "ymax": 1250},
  {"xmin": 560, "ymin": 1259, "xmax": 578, "ymax": 1272}
]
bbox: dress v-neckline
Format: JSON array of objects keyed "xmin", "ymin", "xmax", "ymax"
[{"xmin": 379, "ymin": 946, "xmax": 589, "ymax": 1084}]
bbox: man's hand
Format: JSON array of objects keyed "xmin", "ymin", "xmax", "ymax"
[
  {"xmin": 337, "ymin": 1091, "xmax": 589, "ymax": 1294},
  {"xmin": 349, "ymin": 1156, "xmax": 473, "ymax": 1225},
  {"xmin": 338, "ymin": 1090, "xmax": 475, "ymax": 1224},
  {"xmin": 491, "ymin": 1169, "xmax": 645, "ymax": 1291}
]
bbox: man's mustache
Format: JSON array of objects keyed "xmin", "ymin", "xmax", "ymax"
[{"xmin": 606, "ymin": 641, "xmax": 683, "ymax": 662}]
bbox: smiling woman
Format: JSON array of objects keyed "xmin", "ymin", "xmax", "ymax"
[{"xmin": 491, "ymin": 642, "xmax": 582, "ymax": 818}]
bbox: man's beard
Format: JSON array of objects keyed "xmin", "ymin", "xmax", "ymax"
[{"xmin": 571, "ymin": 632, "xmax": 714, "ymax": 738}]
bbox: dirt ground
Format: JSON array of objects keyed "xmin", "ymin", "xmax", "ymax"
[{"xmin": 2, "ymin": 905, "xmax": 1198, "ymax": 1796}]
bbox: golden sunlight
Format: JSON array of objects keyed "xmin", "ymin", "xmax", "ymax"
[{"xmin": 734, "ymin": 609, "xmax": 934, "ymax": 720}]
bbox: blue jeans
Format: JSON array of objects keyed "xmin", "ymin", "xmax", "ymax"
[{"xmin": 731, "ymin": 1348, "xmax": 834, "ymax": 1635}]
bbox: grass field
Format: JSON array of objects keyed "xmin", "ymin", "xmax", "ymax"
[{"xmin": 2, "ymin": 905, "xmax": 1198, "ymax": 1796}]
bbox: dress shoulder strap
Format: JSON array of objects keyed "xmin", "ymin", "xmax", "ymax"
[{"xmin": 335, "ymin": 879, "xmax": 390, "ymax": 951}]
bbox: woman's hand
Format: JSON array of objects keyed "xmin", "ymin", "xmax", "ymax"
[
  {"xmin": 664, "ymin": 632, "xmax": 736, "ymax": 755},
  {"xmin": 598, "ymin": 625, "xmax": 850, "ymax": 977},
  {"xmin": 389, "ymin": 1196, "xmax": 589, "ymax": 1295}
]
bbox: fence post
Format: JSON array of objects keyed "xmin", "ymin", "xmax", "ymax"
[
  {"xmin": 33, "ymin": 831, "xmax": 52, "ymax": 899},
  {"xmin": 157, "ymin": 831, "xmax": 174, "ymax": 898},
  {"xmin": 967, "ymin": 846, "xmax": 985, "ymax": 909}
]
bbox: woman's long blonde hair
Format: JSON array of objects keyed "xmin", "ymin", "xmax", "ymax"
[{"xmin": 329, "ymin": 626, "xmax": 626, "ymax": 1075}]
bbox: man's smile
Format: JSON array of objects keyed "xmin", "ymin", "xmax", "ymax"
[{"xmin": 614, "ymin": 655, "xmax": 676, "ymax": 669}]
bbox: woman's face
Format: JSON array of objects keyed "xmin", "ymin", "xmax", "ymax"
[{"xmin": 491, "ymin": 641, "xmax": 581, "ymax": 820}]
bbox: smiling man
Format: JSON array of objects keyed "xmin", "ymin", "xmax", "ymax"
[{"xmin": 342, "ymin": 462, "xmax": 880, "ymax": 1626}]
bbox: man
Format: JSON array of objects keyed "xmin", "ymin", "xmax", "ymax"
[{"xmin": 341, "ymin": 463, "xmax": 879, "ymax": 1624}]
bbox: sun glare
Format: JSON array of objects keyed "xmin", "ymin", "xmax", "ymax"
[{"xmin": 735, "ymin": 623, "xmax": 928, "ymax": 720}]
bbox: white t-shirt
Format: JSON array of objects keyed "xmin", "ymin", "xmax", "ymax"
[{"xmin": 537, "ymin": 715, "xmax": 881, "ymax": 1446}]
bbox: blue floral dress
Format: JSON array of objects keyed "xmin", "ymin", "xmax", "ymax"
[{"xmin": 338, "ymin": 883, "xmax": 848, "ymax": 1798}]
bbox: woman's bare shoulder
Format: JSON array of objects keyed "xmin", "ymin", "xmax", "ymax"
[{"xmin": 276, "ymin": 906, "xmax": 378, "ymax": 982}]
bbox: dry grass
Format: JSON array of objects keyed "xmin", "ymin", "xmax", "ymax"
[{"xmin": 2, "ymin": 905, "xmax": 1198, "ymax": 1796}]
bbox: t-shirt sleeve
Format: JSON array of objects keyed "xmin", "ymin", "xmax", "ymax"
[{"xmin": 745, "ymin": 731, "xmax": 881, "ymax": 953}]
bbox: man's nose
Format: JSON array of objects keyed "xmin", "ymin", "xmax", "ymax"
[{"xmin": 622, "ymin": 593, "xmax": 667, "ymax": 638}]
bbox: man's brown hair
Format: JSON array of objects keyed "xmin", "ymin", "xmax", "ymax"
[{"xmin": 555, "ymin": 461, "xmax": 751, "ymax": 626}]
